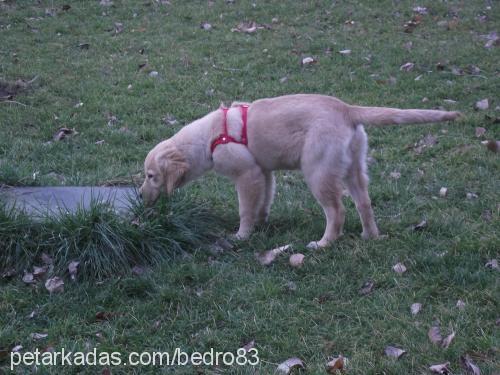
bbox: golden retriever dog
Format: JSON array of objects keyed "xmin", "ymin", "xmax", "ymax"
[{"xmin": 140, "ymin": 94, "xmax": 460, "ymax": 249}]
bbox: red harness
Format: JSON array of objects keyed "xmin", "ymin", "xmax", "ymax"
[{"xmin": 210, "ymin": 105, "xmax": 249, "ymax": 153}]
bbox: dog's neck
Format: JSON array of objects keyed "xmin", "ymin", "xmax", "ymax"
[{"xmin": 170, "ymin": 110, "xmax": 222, "ymax": 182}]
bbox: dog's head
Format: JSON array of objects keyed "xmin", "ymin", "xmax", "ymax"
[{"xmin": 139, "ymin": 140, "xmax": 189, "ymax": 205}]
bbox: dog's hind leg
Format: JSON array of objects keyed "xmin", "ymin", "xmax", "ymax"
[
  {"xmin": 345, "ymin": 125, "xmax": 379, "ymax": 239},
  {"xmin": 301, "ymin": 134, "xmax": 347, "ymax": 249}
]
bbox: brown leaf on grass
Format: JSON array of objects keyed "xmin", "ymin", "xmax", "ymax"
[
  {"xmin": 475, "ymin": 127, "xmax": 486, "ymax": 137},
  {"xmin": 482, "ymin": 31, "xmax": 499, "ymax": 49},
  {"xmin": 200, "ymin": 22, "xmax": 212, "ymax": 31},
  {"xmin": 413, "ymin": 219, "xmax": 427, "ymax": 231},
  {"xmin": 411, "ymin": 133, "xmax": 438, "ymax": 154},
  {"xmin": 384, "ymin": 346, "xmax": 406, "ymax": 359},
  {"xmin": 11, "ymin": 345, "xmax": 22, "ymax": 353},
  {"xmin": 30, "ymin": 332, "xmax": 48, "ymax": 340},
  {"xmin": 358, "ymin": 280, "xmax": 375, "ymax": 295},
  {"xmin": 276, "ymin": 357, "xmax": 305, "ymax": 374},
  {"xmin": 231, "ymin": 21, "xmax": 268, "ymax": 33},
  {"xmin": 255, "ymin": 244, "xmax": 291, "ymax": 266},
  {"xmin": 326, "ymin": 355, "xmax": 345, "ymax": 373},
  {"xmin": 411, "ymin": 303, "xmax": 422, "ymax": 315},
  {"xmin": 240, "ymin": 340, "xmax": 255, "ymax": 352},
  {"xmin": 45, "ymin": 276, "xmax": 64, "ymax": 294},
  {"xmin": 53, "ymin": 127, "xmax": 77, "ymax": 141},
  {"xmin": 0, "ymin": 349, "xmax": 9, "ymax": 361},
  {"xmin": 389, "ymin": 171, "xmax": 401, "ymax": 179},
  {"xmin": 392, "ymin": 262, "xmax": 407, "ymax": 274},
  {"xmin": 474, "ymin": 99, "xmax": 489, "ymax": 110},
  {"xmin": 404, "ymin": 15, "xmax": 422, "ymax": 33},
  {"xmin": 22, "ymin": 272, "xmax": 35, "ymax": 284},
  {"xmin": 485, "ymin": 259, "xmax": 499, "ymax": 270},
  {"xmin": 412, "ymin": 6, "xmax": 428, "ymax": 15},
  {"xmin": 439, "ymin": 187, "xmax": 448, "ymax": 197},
  {"xmin": 41, "ymin": 252, "xmax": 53, "ymax": 265},
  {"xmin": 99, "ymin": 0, "xmax": 113, "ymax": 6},
  {"xmin": 33, "ymin": 266, "xmax": 48, "ymax": 278},
  {"xmin": 95, "ymin": 311, "xmax": 116, "ymax": 322},
  {"xmin": 428, "ymin": 325, "xmax": 443, "ymax": 345},
  {"xmin": 400, "ymin": 62, "xmax": 415, "ymax": 71},
  {"xmin": 456, "ymin": 300, "xmax": 466, "ymax": 309},
  {"xmin": 339, "ymin": 49, "xmax": 351, "ymax": 55},
  {"xmin": 460, "ymin": 354, "xmax": 481, "ymax": 375},
  {"xmin": 481, "ymin": 140, "xmax": 499, "ymax": 153},
  {"xmin": 289, "ymin": 253, "xmax": 305, "ymax": 268},
  {"xmin": 441, "ymin": 331, "xmax": 455, "ymax": 349},
  {"xmin": 301, "ymin": 56, "xmax": 317, "ymax": 65},
  {"xmin": 429, "ymin": 362, "xmax": 451, "ymax": 374},
  {"xmin": 102, "ymin": 368, "xmax": 111, "ymax": 375},
  {"xmin": 2, "ymin": 268, "xmax": 16, "ymax": 279},
  {"xmin": 114, "ymin": 22, "xmax": 124, "ymax": 34},
  {"xmin": 68, "ymin": 261, "xmax": 79, "ymax": 280}
]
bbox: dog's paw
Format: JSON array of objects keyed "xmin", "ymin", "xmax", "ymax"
[{"xmin": 306, "ymin": 240, "xmax": 328, "ymax": 250}]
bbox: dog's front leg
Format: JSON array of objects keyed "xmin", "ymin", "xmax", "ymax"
[{"xmin": 234, "ymin": 166, "xmax": 266, "ymax": 239}]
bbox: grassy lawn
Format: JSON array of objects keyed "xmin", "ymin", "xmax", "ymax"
[{"xmin": 1, "ymin": 0, "xmax": 499, "ymax": 373}]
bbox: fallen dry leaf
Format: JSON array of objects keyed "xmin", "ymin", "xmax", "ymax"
[
  {"xmin": 277, "ymin": 357, "xmax": 305, "ymax": 374},
  {"xmin": 22, "ymin": 272, "xmax": 35, "ymax": 284},
  {"xmin": 301, "ymin": 56, "xmax": 317, "ymax": 65},
  {"xmin": 389, "ymin": 171, "xmax": 401, "ymax": 180},
  {"xmin": 240, "ymin": 340, "xmax": 255, "ymax": 352},
  {"xmin": 404, "ymin": 15, "xmax": 422, "ymax": 33},
  {"xmin": 441, "ymin": 331, "xmax": 455, "ymax": 349},
  {"xmin": 460, "ymin": 354, "xmax": 481, "ymax": 375},
  {"xmin": 456, "ymin": 300, "xmax": 466, "ymax": 310},
  {"xmin": 114, "ymin": 22, "xmax": 124, "ymax": 34},
  {"xmin": 485, "ymin": 259, "xmax": 498, "ymax": 270},
  {"xmin": 255, "ymin": 244, "xmax": 291, "ymax": 266},
  {"xmin": 200, "ymin": 22, "xmax": 212, "ymax": 31},
  {"xmin": 45, "ymin": 276, "xmax": 64, "ymax": 294},
  {"xmin": 466, "ymin": 192, "xmax": 478, "ymax": 199},
  {"xmin": 439, "ymin": 187, "xmax": 448, "ymax": 197},
  {"xmin": 475, "ymin": 127, "xmax": 486, "ymax": 137},
  {"xmin": 326, "ymin": 355, "xmax": 344, "ymax": 373},
  {"xmin": 53, "ymin": 127, "xmax": 77, "ymax": 141},
  {"xmin": 95, "ymin": 311, "xmax": 115, "ymax": 322},
  {"xmin": 393, "ymin": 262, "xmax": 407, "ymax": 274},
  {"xmin": 1, "ymin": 268, "xmax": 16, "ymax": 279},
  {"xmin": 33, "ymin": 266, "xmax": 48, "ymax": 278},
  {"xmin": 289, "ymin": 253, "xmax": 305, "ymax": 268},
  {"xmin": 231, "ymin": 21, "xmax": 267, "ymax": 33},
  {"xmin": 11, "ymin": 345, "xmax": 23, "ymax": 353},
  {"xmin": 400, "ymin": 62, "xmax": 415, "ymax": 72},
  {"xmin": 411, "ymin": 303, "xmax": 422, "ymax": 315},
  {"xmin": 428, "ymin": 325, "xmax": 443, "ymax": 345},
  {"xmin": 413, "ymin": 219, "xmax": 427, "ymax": 231},
  {"xmin": 68, "ymin": 261, "xmax": 79, "ymax": 280},
  {"xmin": 384, "ymin": 346, "xmax": 406, "ymax": 359},
  {"xmin": 481, "ymin": 140, "xmax": 499, "ymax": 153},
  {"xmin": 359, "ymin": 280, "xmax": 375, "ymax": 295},
  {"xmin": 99, "ymin": 0, "xmax": 113, "ymax": 6},
  {"xmin": 482, "ymin": 31, "xmax": 499, "ymax": 49},
  {"xmin": 474, "ymin": 99, "xmax": 489, "ymax": 111},
  {"xmin": 339, "ymin": 49, "xmax": 351, "ymax": 55},
  {"xmin": 41, "ymin": 252, "xmax": 53, "ymax": 265},
  {"xmin": 429, "ymin": 362, "xmax": 451, "ymax": 374},
  {"xmin": 413, "ymin": 6, "xmax": 428, "ymax": 15},
  {"xmin": 30, "ymin": 333, "xmax": 48, "ymax": 341}
]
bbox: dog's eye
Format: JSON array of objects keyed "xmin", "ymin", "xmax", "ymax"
[{"xmin": 147, "ymin": 174, "xmax": 154, "ymax": 179}]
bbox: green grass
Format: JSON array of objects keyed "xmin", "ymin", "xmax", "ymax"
[{"xmin": 0, "ymin": 0, "xmax": 499, "ymax": 373}]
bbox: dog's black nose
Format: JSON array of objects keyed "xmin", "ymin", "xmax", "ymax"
[{"xmin": 139, "ymin": 192, "xmax": 143, "ymax": 199}]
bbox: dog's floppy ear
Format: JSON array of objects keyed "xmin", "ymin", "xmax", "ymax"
[{"xmin": 158, "ymin": 143, "xmax": 189, "ymax": 195}]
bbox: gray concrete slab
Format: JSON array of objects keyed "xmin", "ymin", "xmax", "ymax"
[{"xmin": 0, "ymin": 186, "xmax": 138, "ymax": 218}]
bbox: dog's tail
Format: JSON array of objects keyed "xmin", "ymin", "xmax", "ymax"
[{"xmin": 348, "ymin": 105, "xmax": 461, "ymax": 127}]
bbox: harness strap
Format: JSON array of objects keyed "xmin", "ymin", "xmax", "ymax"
[{"xmin": 210, "ymin": 105, "xmax": 249, "ymax": 153}]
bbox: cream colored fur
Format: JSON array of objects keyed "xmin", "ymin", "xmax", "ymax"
[{"xmin": 140, "ymin": 94, "xmax": 460, "ymax": 248}]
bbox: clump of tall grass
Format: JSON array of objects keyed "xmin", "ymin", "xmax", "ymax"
[{"xmin": 0, "ymin": 192, "xmax": 223, "ymax": 280}]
